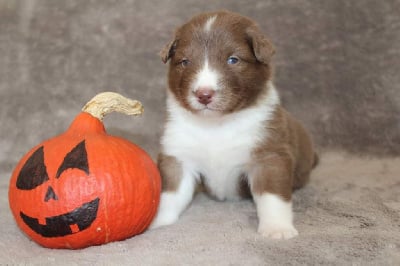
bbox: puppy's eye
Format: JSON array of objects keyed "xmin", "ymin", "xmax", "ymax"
[
  {"xmin": 227, "ymin": 56, "xmax": 239, "ymax": 65},
  {"xmin": 181, "ymin": 59, "xmax": 190, "ymax": 67}
]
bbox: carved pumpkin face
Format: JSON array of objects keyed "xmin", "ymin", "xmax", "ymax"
[
  {"xmin": 9, "ymin": 111, "xmax": 161, "ymax": 249},
  {"xmin": 16, "ymin": 140, "xmax": 99, "ymax": 238}
]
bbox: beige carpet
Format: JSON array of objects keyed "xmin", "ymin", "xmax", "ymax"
[{"xmin": 1, "ymin": 152, "xmax": 399, "ymax": 265}]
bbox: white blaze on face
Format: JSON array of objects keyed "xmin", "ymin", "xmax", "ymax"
[
  {"xmin": 189, "ymin": 59, "xmax": 220, "ymax": 111},
  {"xmin": 189, "ymin": 15, "xmax": 221, "ymax": 110},
  {"xmin": 190, "ymin": 15, "xmax": 220, "ymax": 93},
  {"xmin": 192, "ymin": 60, "xmax": 219, "ymax": 93},
  {"xmin": 204, "ymin": 15, "xmax": 217, "ymax": 32}
]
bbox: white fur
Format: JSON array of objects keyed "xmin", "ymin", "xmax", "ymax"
[
  {"xmin": 191, "ymin": 59, "xmax": 219, "ymax": 92},
  {"xmin": 204, "ymin": 15, "xmax": 217, "ymax": 32},
  {"xmin": 188, "ymin": 59, "xmax": 222, "ymax": 112},
  {"xmin": 253, "ymin": 193, "xmax": 298, "ymax": 239}
]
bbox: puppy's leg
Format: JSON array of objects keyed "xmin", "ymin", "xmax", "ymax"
[
  {"xmin": 250, "ymin": 155, "xmax": 298, "ymax": 239},
  {"xmin": 253, "ymin": 193, "xmax": 298, "ymax": 239},
  {"xmin": 149, "ymin": 154, "xmax": 197, "ymax": 229}
]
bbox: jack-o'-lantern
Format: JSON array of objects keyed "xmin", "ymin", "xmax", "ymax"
[{"xmin": 8, "ymin": 92, "xmax": 161, "ymax": 249}]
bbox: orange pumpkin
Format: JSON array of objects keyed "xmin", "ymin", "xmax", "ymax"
[{"xmin": 8, "ymin": 92, "xmax": 161, "ymax": 249}]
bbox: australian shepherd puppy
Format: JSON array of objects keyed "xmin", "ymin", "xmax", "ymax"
[{"xmin": 150, "ymin": 10, "xmax": 318, "ymax": 239}]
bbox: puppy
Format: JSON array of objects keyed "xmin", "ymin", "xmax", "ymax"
[{"xmin": 150, "ymin": 10, "xmax": 318, "ymax": 239}]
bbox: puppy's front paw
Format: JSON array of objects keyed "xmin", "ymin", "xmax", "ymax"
[
  {"xmin": 149, "ymin": 211, "xmax": 178, "ymax": 230},
  {"xmin": 253, "ymin": 193, "xmax": 298, "ymax": 239},
  {"xmin": 258, "ymin": 224, "xmax": 299, "ymax": 239}
]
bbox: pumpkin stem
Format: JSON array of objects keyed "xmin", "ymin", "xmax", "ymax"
[{"xmin": 82, "ymin": 92, "xmax": 144, "ymax": 121}]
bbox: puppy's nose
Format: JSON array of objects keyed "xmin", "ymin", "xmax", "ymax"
[{"xmin": 195, "ymin": 88, "xmax": 215, "ymax": 105}]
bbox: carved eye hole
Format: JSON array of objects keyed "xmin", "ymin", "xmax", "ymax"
[
  {"xmin": 56, "ymin": 140, "xmax": 89, "ymax": 178},
  {"xmin": 16, "ymin": 146, "xmax": 49, "ymax": 190}
]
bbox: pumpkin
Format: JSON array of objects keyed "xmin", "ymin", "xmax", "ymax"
[{"xmin": 8, "ymin": 92, "xmax": 161, "ymax": 249}]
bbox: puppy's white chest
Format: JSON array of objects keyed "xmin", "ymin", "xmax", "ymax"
[
  {"xmin": 161, "ymin": 94, "xmax": 277, "ymax": 200},
  {"xmin": 163, "ymin": 118, "xmax": 257, "ymax": 200},
  {"xmin": 199, "ymin": 124, "xmax": 256, "ymax": 195}
]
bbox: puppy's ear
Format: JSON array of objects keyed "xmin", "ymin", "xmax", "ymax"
[
  {"xmin": 159, "ymin": 39, "xmax": 177, "ymax": 64},
  {"xmin": 246, "ymin": 26, "xmax": 275, "ymax": 64}
]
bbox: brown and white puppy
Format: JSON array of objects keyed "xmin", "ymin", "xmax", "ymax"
[{"xmin": 150, "ymin": 10, "xmax": 318, "ymax": 239}]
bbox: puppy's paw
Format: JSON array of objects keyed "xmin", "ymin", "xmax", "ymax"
[
  {"xmin": 258, "ymin": 224, "xmax": 299, "ymax": 239},
  {"xmin": 149, "ymin": 211, "xmax": 178, "ymax": 230}
]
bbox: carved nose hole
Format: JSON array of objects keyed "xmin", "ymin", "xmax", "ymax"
[{"xmin": 44, "ymin": 186, "xmax": 59, "ymax": 202}]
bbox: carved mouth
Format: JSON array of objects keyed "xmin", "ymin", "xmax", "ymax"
[{"xmin": 20, "ymin": 198, "xmax": 100, "ymax": 237}]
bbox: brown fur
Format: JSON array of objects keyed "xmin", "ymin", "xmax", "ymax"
[
  {"xmin": 250, "ymin": 106, "xmax": 317, "ymax": 200},
  {"xmin": 157, "ymin": 154, "xmax": 182, "ymax": 191}
]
